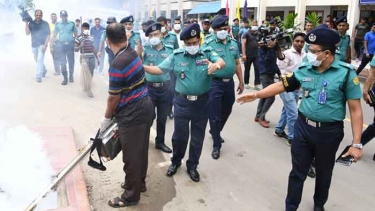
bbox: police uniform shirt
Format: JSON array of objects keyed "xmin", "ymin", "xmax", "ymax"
[
  {"xmin": 143, "ymin": 44, "xmax": 174, "ymax": 82},
  {"xmin": 157, "ymin": 48, "xmax": 221, "ymax": 95},
  {"xmin": 128, "ymin": 31, "xmax": 142, "ymax": 50},
  {"xmin": 201, "ymin": 36, "xmax": 239, "ymax": 78},
  {"xmin": 162, "ymin": 32, "xmax": 179, "ymax": 50},
  {"xmin": 54, "ymin": 21, "xmax": 77, "ymax": 43},
  {"xmin": 281, "ymin": 60, "xmax": 362, "ymax": 122},
  {"xmin": 231, "ymin": 24, "xmax": 240, "ymax": 38},
  {"xmin": 335, "ymin": 34, "xmax": 350, "ymax": 62}
]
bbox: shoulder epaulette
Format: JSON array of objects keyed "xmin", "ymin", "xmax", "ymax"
[
  {"xmin": 338, "ymin": 61, "xmax": 354, "ymax": 70},
  {"xmin": 173, "ymin": 48, "xmax": 184, "ymax": 54}
]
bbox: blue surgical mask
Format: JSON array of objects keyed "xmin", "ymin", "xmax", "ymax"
[
  {"xmin": 149, "ymin": 37, "xmax": 161, "ymax": 46},
  {"xmin": 216, "ymin": 30, "xmax": 228, "ymax": 40},
  {"xmin": 306, "ymin": 52, "xmax": 325, "ymax": 67},
  {"xmin": 185, "ymin": 45, "xmax": 200, "ymax": 55}
]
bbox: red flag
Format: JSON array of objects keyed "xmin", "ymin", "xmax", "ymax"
[{"xmin": 226, "ymin": 0, "xmax": 229, "ymax": 16}]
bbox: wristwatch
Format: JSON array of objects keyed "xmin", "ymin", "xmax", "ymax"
[{"xmin": 352, "ymin": 143, "xmax": 363, "ymax": 149}]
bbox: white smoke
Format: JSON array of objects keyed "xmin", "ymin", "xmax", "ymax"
[{"xmin": 0, "ymin": 124, "xmax": 57, "ymax": 211}]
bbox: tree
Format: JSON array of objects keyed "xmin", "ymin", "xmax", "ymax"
[
  {"xmin": 305, "ymin": 12, "xmax": 321, "ymax": 28},
  {"xmin": 275, "ymin": 13, "xmax": 300, "ymax": 31}
]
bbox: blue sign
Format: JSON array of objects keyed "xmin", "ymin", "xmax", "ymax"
[{"xmin": 360, "ymin": 0, "xmax": 375, "ymax": 4}]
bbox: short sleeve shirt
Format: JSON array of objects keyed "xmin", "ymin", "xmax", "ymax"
[
  {"xmin": 162, "ymin": 32, "xmax": 179, "ymax": 49},
  {"xmin": 201, "ymin": 36, "xmax": 240, "ymax": 78},
  {"xmin": 231, "ymin": 24, "xmax": 240, "ymax": 37},
  {"xmin": 29, "ymin": 20, "xmax": 50, "ymax": 47},
  {"xmin": 355, "ymin": 23, "xmax": 369, "ymax": 39},
  {"xmin": 243, "ymin": 31, "xmax": 259, "ymax": 58},
  {"xmin": 364, "ymin": 31, "xmax": 375, "ymax": 54},
  {"xmin": 128, "ymin": 31, "xmax": 142, "ymax": 50},
  {"xmin": 143, "ymin": 44, "xmax": 174, "ymax": 82},
  {"xmin": 336, "ymin": 34, "xmax": 350, "ymax": 62},
  {"xmin": 281, "ymin": 60, "xmax": 362, "ymax": 122},
  {"xmin": 54, "ymin": 21, "xmax": 77, "ymax": 43},
  {"xmin": 158, "ymin": 48, "xmax": 221, "ymax": 95}
]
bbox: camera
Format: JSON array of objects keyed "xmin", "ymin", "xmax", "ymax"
[
  {"xmin": 18, "ymin": 5, "xmax": 33, "ymax": 23},
  {"xmin": 257, "ymin": 26, "xmax": 294, "ymax": 49}
]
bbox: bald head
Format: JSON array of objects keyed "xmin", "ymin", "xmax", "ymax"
[{"xmin": 106, "ymin": 23, "xmax": 127, "ymax": 45}]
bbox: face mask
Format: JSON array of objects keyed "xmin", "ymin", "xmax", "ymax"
[
  {"xmin": 83, "ymin": 30, "xmax": 89, "ymax": 35},
  {"xmin": 216, "ymin": 30, "xmax": 228, "ymax": 40},
  {"xmin": 174, "ymin": 24, "xmax": 181, "ymax": 31},
  {"xmin": 126, "ymin": 29, "xmax": 132, "ymax": 33},
  {"xmin": 186, "ymin": 45, "xmax": 200, "ymax": 55},
  {"xmin": 149, "ymin": 37, "xmax": 161, "ymax": 46},
  {"xmin": 306, "ymin": 52, "xmax": 324, "ymax": 67},
  {"xmin": 161, "ymin": 27, "xmax": 166, "ymax": 33}
]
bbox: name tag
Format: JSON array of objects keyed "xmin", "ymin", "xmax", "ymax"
[
  {"xmin": 216, "ymin": 48, "xmax": 224, "ymax": 52},
  {"xmin": 196, "ymin": 59, "xmax": 208, "ymax": 66},
  {"xmin": 147, "ymin": 54, "xmax": 157, "ymax": 58},
  {"xmin": 161, "ymin": 54, "xmax": 168, "ymax": 58},
  {"xmin": 179, "ymin": 62, "xmax": 189, "ymax": 67},
  {"xmin": 302, "ymin": 78, "xmax": 314, "ymax": 82},
  {"xmin": 229, "ymin": 46, "xmax": 237, "ymax": 51}
]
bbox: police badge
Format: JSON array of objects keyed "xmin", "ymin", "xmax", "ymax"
[
  {"xmin": 191, "ymin": 30, "xmax": 197, "ymax": 36},
  {"xmin": 308, "ymin": 34, "xmax": 316, "ymax": 42},
  {"xmin": 180, "ymin": 71, "xmax": 186, "ymax": 80},
  {"xmin": 152, "ymin": 25, "xmax": 156, "ymax": 30}
]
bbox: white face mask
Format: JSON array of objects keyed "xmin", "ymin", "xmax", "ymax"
[
  {"xmin": 126, "ymin": 29, "xmax": 132, "ymax": 33},
  {"xmin": 83, "ymin": 30, "xmax": 89, "ymax": 35},
  {"xmin": 216, "ymin": 30, "xmax": 228, "ymax": 40},
  {"xmin": 174, "ymin": 24, "xmax": 181, "ymax": 31},
  {"xmin": 306, "ymin": 52, "xmax": 325, "ymax": 67},
  {"xmin": 161, "ymin": 27, "xmax": 166, "ymax": 33},
  {"xmin": 149, "ymin": 37, "xmax": 161, "ymax": 46},
  {"xmin": 185, "ymin": 45, "xmax": 200, "ymax": 55}
]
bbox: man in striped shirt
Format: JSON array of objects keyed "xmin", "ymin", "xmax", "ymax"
[{"xmin": 100, "ymin": 23, "xmax": 154, "ymax": 208}]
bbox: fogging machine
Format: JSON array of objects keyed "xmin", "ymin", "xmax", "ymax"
[{"xmin": 24, "ymin": 119, "xmax": 121, "ymax": 211}]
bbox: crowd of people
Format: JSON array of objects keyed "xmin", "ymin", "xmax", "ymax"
[{"xmin": 24, "ymin": 8, "xmax": 375, "ymax": 211}]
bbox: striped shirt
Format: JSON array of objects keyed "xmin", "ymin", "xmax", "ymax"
[
  {"xmin": 75, "ymin": 35, "xmax": 95, "ymax": 54},
  {"xmin": 109, "ymin": 45, "xmax": 148, "ymax": 108}
]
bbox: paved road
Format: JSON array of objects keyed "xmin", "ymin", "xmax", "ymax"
[{"xmin": 1, "ymin": 31, "xmax": 374, "ymax": 211}]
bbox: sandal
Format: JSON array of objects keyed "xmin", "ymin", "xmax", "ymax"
[{"xmin": 108, "ymin": 197, "xmax": 138, "ymax": 208}]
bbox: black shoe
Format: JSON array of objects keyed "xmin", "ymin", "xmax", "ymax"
[
  {"xmin": 220, "ymin": 138, "xmax": 225, "ymax": 143},
  {"xmin": 121, "ymin": 182, "xmax": 147, "ymax": 192},
  {"xmin": 313, "ymin": 205, "xmax": 325, "ymax": 211},
  {"xmin": 187, "ymin": 169, "xmax": 200, "ymax": 182},
  {"xmin": 373, "ymin": 153, "xmax": 375, "ymax": 161},
  {"xmin": 311, "ymin": 158, "xmax": 316, "ymax": 167},
  {"xmin": 211, "ymin": 148, "xmax": 220, "ymax": 160},
  {"xmin": 307, "ymin": 167, "xmax": 316, "ymax": 178},
  {"xmin": 274, "ymin": 130, "xmax": 289, "ymax": 139},
  {"xmin": 155, "ymin": 143, "xmax": 172, "ymax": 153},
  {"xmin": 61, "ymin": 80, "xmax": 68, "ymax": 85},
  {"xmin": 166, "ymin": 163, "xmax": 180, "ymax": 177},
  {"xmin": 287, "ymin": 139, "xmax": 292, "ymax": 147},
  {"xmin": 168, "ymin": 111, "xmax": 174, "ymax": 119},
  {"xmin": 69, "ymin": 76, "xmax": 74, "ymax": 83}
]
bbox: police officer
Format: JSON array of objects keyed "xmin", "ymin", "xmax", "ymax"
[
  {"xmin": 202, "ymin": 15, "xmax": 244, "ymax": 160},
  {"xmin": 157, "ymin": 16, "xmax": 180, "ymax": 119},
  {"xmin": 237, "ymin": 27, "xmax": 363, "ymax": 211},
  {"xmin": 335, "ymin": 16, "xmax": 351, "ymax": 63},
  {"xmin": 98, "ymin": 17, "xmax": 117, "ymax": 65},
  {"xmin": 143, "ymin": 24, "xmax": 225, "ymax": 182},
  {"xmin": 120, "ymin": 15, "xmax": 143, "ymax": 57},
  {"xmin": 143, "ymin": 23, "xmax": 174, "ymax": 153},
  {"xmin": 50, "ymin": 10, "xmax": 78, "ymax": 85}
]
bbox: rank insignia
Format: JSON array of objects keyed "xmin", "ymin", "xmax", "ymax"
[
  {"xmin": 353, "ymin": 77, "xmax": 359, "ymax": 85},
  {"xmin": 180, "ymin": 72, "xmax": 186, "ymax": 79}
]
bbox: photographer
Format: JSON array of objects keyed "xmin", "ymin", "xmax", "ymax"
[
  {"xmin": 254, "ymin": 32, "xmax": 285, "ymax": 128},
  {"xmin": 25, "ymin": 9, "xmax": 50, "ymax": 83}
]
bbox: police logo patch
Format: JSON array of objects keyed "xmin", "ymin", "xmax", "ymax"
[
  {"xmin": 191, "ymin": 30, "xmax": 197, "ymax": 36},
  {"xmin": 152, "ymin": 25, "xmax": 156, "ymax": 30},
  {"xmin": 180, "ymin": 72, "xmax": 186, "ymax": 79},
  {"xmin": 353, "ymin": 77, "xmax": 359, "ymax": 85},
  {"xmin": 225, "ymin": 20, "xmax": 228, "ymax": 25},
  {"xmin": 129, "ymin": 17, "xmax": 133, "ymax": 22},
  {"xmin": 309, "ymin": 33, "xmax": 316, "ymax": 42}
]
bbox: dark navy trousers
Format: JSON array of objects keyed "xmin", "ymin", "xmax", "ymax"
[
  {"xmin": 361, "ymin": 107, "xmax": 375, "ymax": 146},
  {"xmin": 208, "ymin": 79, "xmax": 235, "ymax": 150},
  {"xmin": 286, "ymin": 115, "xmax": 344, "ymax": 211},
  {"xmin": 171, "ymin": 95, "xmax": 209, "ymax": 170},
  {"xmin": 148, "ymin": 82, "xmax": 171, "ymax": 145},
  {"xmin": 56, "ymin": 41, "xmax": 75, "ymax": 77}
]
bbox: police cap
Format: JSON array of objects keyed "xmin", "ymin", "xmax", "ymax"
[
  {"xmin": 233, "ymin": 18, "xmax": 239, "ymax": 22},
  {"xmin": 305, "ymin": 27, "xmax": 340, "ymax": 47},
  {"xmin": 60, "ymin": 10, "xmax": 68, "ymax": 16},
  {"xmin": 120, "ymin": 15, "xmax": 134, "ymax": 24},
  {"xmin": 106, "ymin": 17, "xmax": 117, "ymax": 24},
  {"xmin": 269, "ymin": 19, "xmax": 277, "ymax": 24},
  {"xmin": 145, "ymin": 23, "xmax": 162, "ymax": 36},
  {"xmin": 211, "ymin": 15, "xmax": 229, "ymax": 29},
  {"xmin": 335, "ymin": 16, "xmax": 347, "ymax": 25},
  {"xmin": 180, "ymin": 23, "xmax": 200, "ymax": 40}
]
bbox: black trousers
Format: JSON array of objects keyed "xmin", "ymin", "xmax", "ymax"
[
  {"xmin": 244, "ymin": 57, "xmax": 260, "ymax": 85},
  {"xmin": 256, "ymin": 74, "xmax": 275, "ymax": 120},
  {"xmin": 361, "ymin": 107, "xmax": 375, "ymax": 146},
  {"xmin": 285, "ymin": 115, "xmax": 344, "ymax": 211},
  {"xmin": 357, "ymin": 54, "xmax": 373, "ymax": 75}
]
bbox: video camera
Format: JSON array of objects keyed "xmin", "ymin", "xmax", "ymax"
[
  {"xmin": 257, "ymin": 26, "xmax": 294, "ymax": 49},
  {"xmin": 18, "ymin": 5, "xmax": 33, "ymax": 23}
]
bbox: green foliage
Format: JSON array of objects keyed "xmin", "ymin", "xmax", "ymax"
[
  {"xmin": 305, "ymin": 12, "xmax": 321, "ymax": 28},
  {"xmin": 275, "ymin": 13, "xmax": 300, "ymax": 31}
]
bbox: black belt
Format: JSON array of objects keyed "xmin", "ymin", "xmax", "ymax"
[
  {"xmin": 176, "ymin": 92, "xmax": 208, "ymax": 101},
  {"xmin": 213, "ymin": 77, "xmax": 233, "ymax": 83},
  {"xmin": 147, "ymin": 82, "xmax": 167, "ymax": 88},
  {"xmin": 298, "ymin": 111, "xmax": 343, "ymax": 128}
]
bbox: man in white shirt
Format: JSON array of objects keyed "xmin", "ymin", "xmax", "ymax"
[
  {"xmin": 172, "ymin": 16, "xmax": 184, "ymax": 48},
  {"xmin": 274, "ymin": 32, "xmax": 306, "ymax": 145},
  {"xmin": 139, "ymin": 21, "xmax": 148, "ymax": 46}
]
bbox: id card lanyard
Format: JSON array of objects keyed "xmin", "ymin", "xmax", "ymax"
[{"xmin": 318, "ymin": 80, "xmax": 329, "ymax": 104}]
